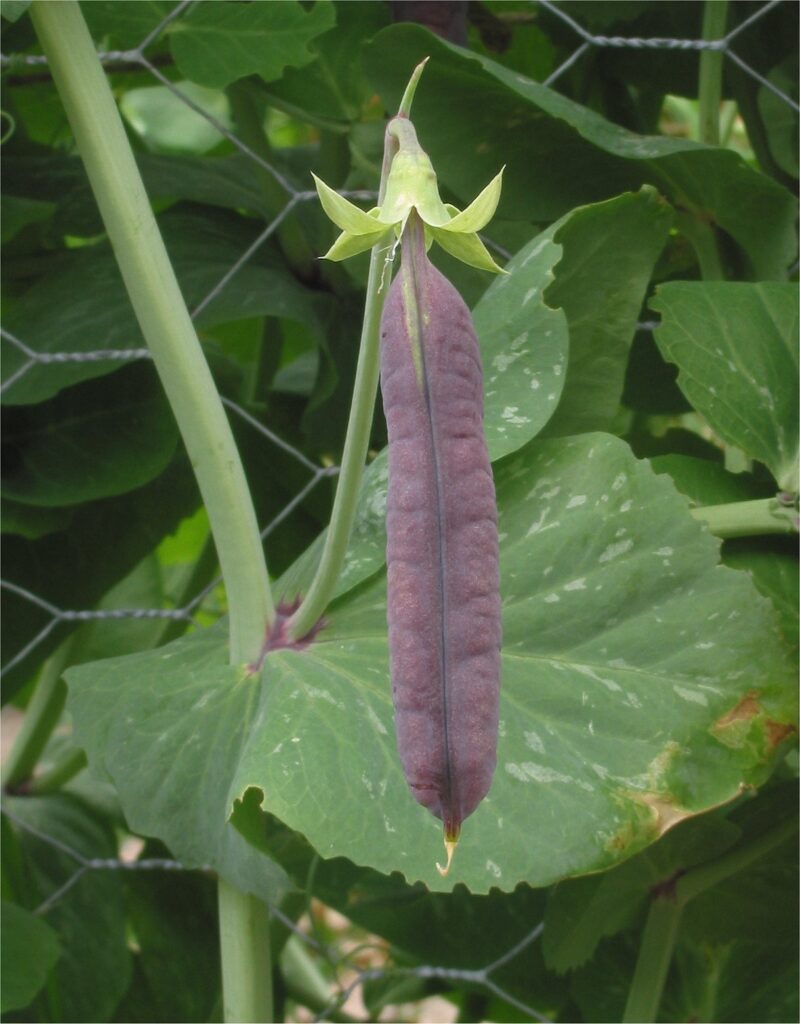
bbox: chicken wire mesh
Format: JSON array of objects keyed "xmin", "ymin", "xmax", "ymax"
[{"xmin": 1, "ymin": 1, "xmax": 796, "ymax": 1020}]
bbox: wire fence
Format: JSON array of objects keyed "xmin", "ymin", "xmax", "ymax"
[{"xmin": 1, "ymin": 1, "xmax": 796, "ymax": 1020}]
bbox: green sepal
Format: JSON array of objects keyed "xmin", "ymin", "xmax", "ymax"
[
  {"xmin": 322, "ymin": 226, "xmax": 393, "ymax": 261},
  {"xmin": 429, "ymin": 224, "xmax": 507, "ymax": 274},
  {"xmin": 443, "ymin": 168, "xmax": 505, "ymax": 233},
  {"xmin": 312, "ymin": 173, "xmax": 383, "ymax": 235}
]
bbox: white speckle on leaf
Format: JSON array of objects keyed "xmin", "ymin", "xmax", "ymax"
[
  {"xmin": 493, "ymin": 350, "xmax": 522, "ymax": 372},
  {"xmin": 573, "ymin": 663, "xmax": 622, "ymax": 692},
  {"xmin": 656, "ymin": 547, "xmax": 674, "ymax": 556},
  {"xmin": 524, "ymin": 730, "xmax": 545, "ymax": 753},
  {"xmin": 544, "ymin": 593, "xmax": 560, "ymax": 603},
  {"xmin": 543, "ymin": 565, "xmax": 554, "ymax": 575},
  {"xmin": 502, "ymin": 405, "xmax": 530, "ymax": 425},
  {"xmin": 523, "ymin": 286, "xmax": 538, "ymax": 305},
  {"xmin": 566, "ymin": 495, "xmax": 587, "ymax": 509},
  {"xmin": 695, "ymin": 641, "xmax": 715, "ymax": 650},
  {"xmin": 599, "ymin": 538, "xmax": 634, "ymax": 563},
  {"xmin": 510, "ymin": 332, "xmax": 529, "ymax": 350},
  {"xmin": 364, "ymin": 704, "xmax": 388, "ymax": 735},
  {"xmin": 486, "ymin": 859, "xmax": 502, "ymax": 878},
  {"xmin": 674, "ymin": 685, "xmax": 708, "ymax": 706},
  {"xmin": 611, "ymin": 473, "xmax": 627, "ymax": 491},
  {"xmin": 620, "ymin": 499, "xmax": 633, "ymax": 512},
  {"xmin": 564, "ymin": 578, "xmax": 587, "ymax": 591}
]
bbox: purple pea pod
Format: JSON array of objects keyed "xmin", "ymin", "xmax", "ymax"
[{"xmin": 380, "ymin": 211, "xmax": 501, "ymax": 875}]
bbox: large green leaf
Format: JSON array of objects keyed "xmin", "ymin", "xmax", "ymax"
[
  {"xmin": 0, "ymin": 901, "xmax": 61, "ymax": 1013},
  {"xmin": 2, "ymin": 364, "xmax": 177, "ymax": 507},
  {"xmin": 3, "ymin": 794, "xmax": 131, "ymax": 1023},
  {"xmin": 363, "ymin": 25, "xmax": 797, "ymax": 279},
  {"xmin": 1, "ymin": 207, "xmax": 325, "ymax": 405},
  {"xmin": 66, "ymin": 434, "xmax": 795, "ymax": 895},
  {"xmin": 169, "ymin": 0, "xmax": 335, "ymax": 90},
  {"xmin": 64, "ymin": 618, "xmax": 291, "ymax": 907},
  {"xmin": 541, "ymin": 187, "xmax": 671, "ymax": 436},
  {"xmin": 651, "ymin": 282, "xmax": 799, "ymax": 490}
]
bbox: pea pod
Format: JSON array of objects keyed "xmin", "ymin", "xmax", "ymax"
[{"xmin": 380, "ymin": 210, "xmax": 501, "ymax": 875}]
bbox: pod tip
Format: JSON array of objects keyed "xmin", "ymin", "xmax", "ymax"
[{"xmin": 436, "ymin": 831, "xmax": 459, "ymax": 877}]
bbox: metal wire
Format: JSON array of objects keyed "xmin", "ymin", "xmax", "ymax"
[{"xmin": 1, "ymin": 2, "xmax": 795, "ymax": 1018}]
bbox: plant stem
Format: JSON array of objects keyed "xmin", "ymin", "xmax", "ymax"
[
  {"xmin": 285, "ymin": 60, "xmax": 429, "ymax": 641},
  {"xmin": 27, "ymin": 748, "xmax": 87, "ymax": 795},
  {"xmin": 2, "ymin": 638, "xmax": 73, "ymax": 790},
  {"xmin": 218, "ymin": 878, "xmax": 273, "ymax": 1024},
  {"xmin": 30, "ymin": 0, "xmax": 273, "ymax": 662},
  {"xmin": 31, "ymin": 4, "xmax": 274, "ymax": 1019},
  {"xmin": 677, "ymin": 814, "xmax": 798, "ymax": 903},
  {"xmin": 691, "ymin": 497, "xmax": 797, "ymax": 538},
  {"xmin": 622, "ymin": 897, "xmax": 683, "ymax": 1023},
  {"xmin": 623, "ymin": 815, "xmax": 798, "ymax": 1023},
  {"xmin": 698, "ymin": 0, "xmax": 728, "ymax": 146}
]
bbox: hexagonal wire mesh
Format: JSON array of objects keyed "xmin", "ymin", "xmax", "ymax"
[{"xmin": 1, "ymin": 2, "xmax": 796, "ymax": 1020}]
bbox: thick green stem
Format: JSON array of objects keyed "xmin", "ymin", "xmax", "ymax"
[
  {"xmin": 285, "ymin": 61, "xmax": 428, "ymax": 641},
  {"xmin": 622, "ymin": 897, "xmax": 683, "ymax": 1023},
  {"xmin": 2, "ymin": 639, "xmax": 73, "ymax": 790},
  {"xmin": 698, "ymin": 1, "xmax": 728, "ymax": 146},
  {"xmin": 691, "ymin": 497, "xmax": 797, "ymax": 539},
  {"xmin": 31, "ymin": 4, "xmax": 274, "ymax": 1019},
  {"xmin": 30, "ymin": 1, "xmax": 273, "ymax": 663},
  {"xmin": 218, "ymin": 879, "xmax": 273, "ymax": 1024}
]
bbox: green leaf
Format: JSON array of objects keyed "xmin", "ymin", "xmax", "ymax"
[
  {"xmin": 264, "ymin": 0, "xmax": 390, "ymax": 125},
  {"xmin": 169, "ymin": 0, "xmax": 336, "ymax": 90},
  {"xmin": 64, "ymin": 623, "xmax": 291, "ymax": 906},
  {"xmin": 0, "ymin": 900, "xmax": 61, "ymax": 1013},
  {"xmin": 80, "ymin": 0, "xmax": 174, "ymax": 50},
  {"xmin": 2, "ymin": 364, "xmax": 178, "ymax": 507},
  {"xmin": 1, "ymin": 499, "xmax": 73, "ymax": 539},
  {"xmin": 363, "ymin": 24, "xmax": 797, "ymax": 279},
  {"xmin": 3, "ymin": 793, "xmax": 132, "ymax": 1023},
  {"xmin": 0, "ymin": 0, "xmax": 30, "ymax": 23},
  {"xmin": 542, "ymin": 188, "xmax": 672, "ymax": 436},
  {"xmin": 2, "ymin": 457, "xmax": 199, "ymax": 699},
  {"xmin": 66, "ymin": 435, "xmax": 795, "ymax": 895},
  {"xmin": 651, "ymin": 282, "xmax": 799, "ymax": 490},
  {"xmin": 121, "ymin": 81, "xmax": 233, "ymax": 156},
  {"xmin": 472, "ymin": 227, "xmax": 567, "ymax": 461},
  {"xmin": 1, "ymin": 207, "xmax": 325, "ymax": 405},
  {"xmin": 1, "ymin": 195, "xmax": 56, "ymax": 243},
  {"xmin": 122, "ymin": 841, "xmax": 221, "ymax": 1023}
]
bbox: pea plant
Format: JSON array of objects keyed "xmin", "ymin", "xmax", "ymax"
[{"xmin": 2, "ymin": 2, "xmax": 797, "ymax": 1023}]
